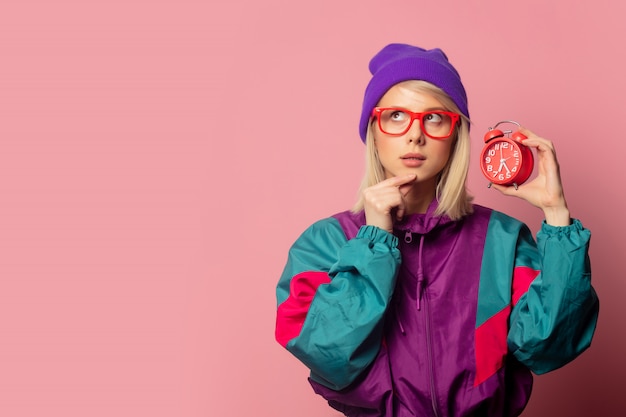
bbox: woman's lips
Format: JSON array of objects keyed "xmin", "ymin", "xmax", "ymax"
[{"xmin": 401, "ymin": 153, "xmax": 425, "ymax": 167}]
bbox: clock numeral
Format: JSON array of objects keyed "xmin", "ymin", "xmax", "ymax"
[
  {"xmin": 487, "ymin": 165, "xmax": 493, "ymax": 172},
  {"xmin": 502, "ymin": 143, "xmax": 509, "ymax": 149},
  {"xmin": 485, "ymin": 156, "xmax": 491, "ymax": 163},
  {"xmin": 488, "ymin": 149, "xmax": 496, "ymax": 157},
  {"xmin": 513, "ymin": 151, "xmax": 519, "ymax": 157},
  {"xmin": 511, "ymin": 166, "xmax": 517, "ymax": 173}
]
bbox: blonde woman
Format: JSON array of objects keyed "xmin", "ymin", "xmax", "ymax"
[{"xmin": 275, "ymin": 43, "xmax": 598, "ymax": 417}]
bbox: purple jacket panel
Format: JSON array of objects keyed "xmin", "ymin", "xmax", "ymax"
[{"xmin": 310, "ymin": 205, "xmax": 532, "ymax": 417}]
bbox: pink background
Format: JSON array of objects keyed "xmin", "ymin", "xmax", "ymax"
[{"xmin": 1, "ymin": 0, "xmax": 624, "ymax": 416}]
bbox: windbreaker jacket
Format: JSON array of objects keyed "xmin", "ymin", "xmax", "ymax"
[{"xmin": 275, "ymin": 202, "xmax": 599, "ymax": 417}]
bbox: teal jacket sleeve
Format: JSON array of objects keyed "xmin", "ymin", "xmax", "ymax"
[
  {"xmin": 507, "ymin": 219, "xmax": 599, "ymax": 374},
  {"xmin": 275, "ymin": 218, "xmax": 401, "ymax": 390}
]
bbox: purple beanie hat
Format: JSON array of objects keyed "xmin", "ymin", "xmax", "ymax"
[{"xmin": 359, "ymin": 43, "xmax": 469, "ymax": 142}]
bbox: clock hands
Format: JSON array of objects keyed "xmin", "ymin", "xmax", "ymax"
[
  {"xmin": 494, "ymin": 146, "xmax": 512, "ymax": 176},
  {"xmin": 500, "ymin": 159, "xmax": 511, "ymax": 174}
]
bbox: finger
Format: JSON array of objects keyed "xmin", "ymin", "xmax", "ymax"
[
  {"xmin": 519, "ymin": 135, "xmax": 554, "ymax": 150},
  {"xmin": 518, "ymin": 127, "xmax": 554, "ymax": 152},
  {"xmin": 518, "ymin": 126, "xmax": 538, "ymax": 140},
  {"xmin": 377, "ymin": 174, "xmax": 417, "ymax": 189},
  {"xmin": 395, "ymin": 188, "xmax": 409, "ymax": 221},
  {"xmin": 518, "ymin": 126, "xmax": 532, "ymax": 136},
  {"xmin": 489, "ymin": 183, "xmax": 517, "ymax": 196},
  {"xmin": 396, "ymin": 203, "xmax": 406, "ymax": 221}
]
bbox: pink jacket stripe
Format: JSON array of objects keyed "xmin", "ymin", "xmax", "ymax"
[
  {"xmin": 474, "ymin": 265, "xmax": 539, "ymax": 385},
  {"xmin": 275, "ymin": 271, "xmax": 331, "ymax": 348}
]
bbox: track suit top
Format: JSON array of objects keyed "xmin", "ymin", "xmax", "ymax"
[{"xmin": 275, "ymin": 202, "xmax": 599, "ymax": 416}]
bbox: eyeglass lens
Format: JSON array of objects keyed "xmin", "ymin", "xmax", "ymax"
[{"xmin": 379, "ymin": 109, "xmax": 453, "ymax": 138}]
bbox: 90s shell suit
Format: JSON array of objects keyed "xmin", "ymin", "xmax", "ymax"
[{"xmin": 275, "ymin": 202, "xmax": 599, "ymax": 417}]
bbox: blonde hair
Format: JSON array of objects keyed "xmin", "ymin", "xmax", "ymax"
[{"xmin": 352, "ymin": 80, "xmax": 473, "ymax": 220}]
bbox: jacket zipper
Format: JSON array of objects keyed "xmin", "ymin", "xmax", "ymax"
[
  {"xmin": 423, "ymin": 289, "xmax": 441, "ymax": 417},
  {"xmin": 407, "ymin": 229, "xmax": 441, "ymax": 416}
]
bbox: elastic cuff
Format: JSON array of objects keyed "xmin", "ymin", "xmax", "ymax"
[
  {"xmin": 356, "ymin": 225, "xmax": 398, "ymax": 248},
  {"xmin": 540, "ymin": 218, "xmax": 583, "ymax": 234}
]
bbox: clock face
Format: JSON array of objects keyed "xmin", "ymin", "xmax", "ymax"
[{"xmin": 480, "ymin": 138, "xmax": 533, "ymax": 186}]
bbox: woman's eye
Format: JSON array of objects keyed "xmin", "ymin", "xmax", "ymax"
[
  {"xmin": 390, "ymin": 111, "xmax": 404, "ymax": 120},
  {"xmin": 424, "ymin": 113, "xmax": 443, "ymax": 123},
  {"xmin": 389, "ymin": 110, "xmax": 408, "ymax": 122}
]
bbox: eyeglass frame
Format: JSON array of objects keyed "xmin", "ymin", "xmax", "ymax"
[{"xmin": 371, "ymin": 107, "xmax": 460, "ymax": 139}]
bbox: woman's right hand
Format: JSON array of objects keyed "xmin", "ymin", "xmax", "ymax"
[{"xmin": 362, "ymin": 174, "xmax": 416, "ymax": 233}]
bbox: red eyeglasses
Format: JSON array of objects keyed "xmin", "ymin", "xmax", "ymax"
[{"xmin": 371, "ymin": 107, "xmax": 460, "ymax": 139}]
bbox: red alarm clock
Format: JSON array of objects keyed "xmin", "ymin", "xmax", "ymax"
[{"xmin": 480, "ymin": 120, "xmax": 534, "ymax": 189}]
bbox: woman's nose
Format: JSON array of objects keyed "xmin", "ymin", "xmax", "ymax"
[{"xmin": 406, "ymin": 120, "xmax": 425, "ymax": 144}]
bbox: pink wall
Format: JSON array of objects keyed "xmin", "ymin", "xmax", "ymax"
[{"xmin": 1, "ymin": 0, "xmax": 624, "ymax": 416}]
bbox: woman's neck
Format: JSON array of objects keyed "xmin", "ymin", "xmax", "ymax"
[{"xmin": 404, "ymin": 180, "xmax": 437, "ymax": 215}]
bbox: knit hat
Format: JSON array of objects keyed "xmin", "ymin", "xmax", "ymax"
[{"xmin": 359, "ymin": 43, "xmax": 469, "ymax": 142}]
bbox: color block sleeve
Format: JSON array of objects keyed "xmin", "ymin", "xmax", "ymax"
[
  {"xmin": 275, "ymin": 218, "xmax": 401, "ymax": 390},
  {"xmin": 507, "ymin": 219, "xmax": 599, "ymax": 374}
]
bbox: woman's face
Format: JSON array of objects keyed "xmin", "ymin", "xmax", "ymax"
[{"xmin": 373, "ymin": 84, "xmax": 455, "ymax": 190}]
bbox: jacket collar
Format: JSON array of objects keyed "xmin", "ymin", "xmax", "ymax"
[{"xmin": 393, "ymin": 199, "xmax": 455, "ymax": 235}]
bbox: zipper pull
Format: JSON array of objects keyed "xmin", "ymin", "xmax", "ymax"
[
  {"xmin": 416, "ymin": 280, "xmax": 423, "ymax": 311},
  {"xmin": 404, "ymin": 231, "xmax": 413, "ymax": 244}
]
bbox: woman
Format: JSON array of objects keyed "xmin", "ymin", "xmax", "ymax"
[{"xmin": 275, "ymin": 43, "xmax": 598, "ymax": 417}]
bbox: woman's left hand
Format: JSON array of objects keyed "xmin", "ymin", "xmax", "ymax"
[{"xmin": 490, "ymin": 127, "xmax": 571, "ymax": 226}]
